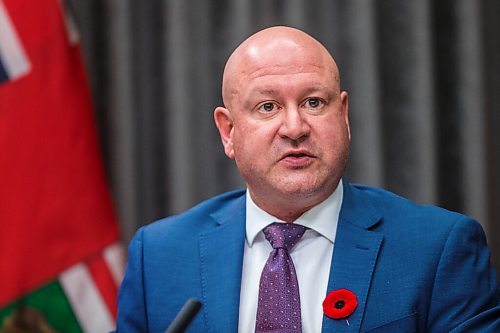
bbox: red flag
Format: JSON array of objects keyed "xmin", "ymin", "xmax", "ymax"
[{"xmin": 0, "ymin": 0, "xmax": 120, "ymax": 315}]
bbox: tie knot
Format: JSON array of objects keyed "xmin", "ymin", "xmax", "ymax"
[{"xmin": 263, "ymin": 222, "xmax": 307, "ymax": 251}]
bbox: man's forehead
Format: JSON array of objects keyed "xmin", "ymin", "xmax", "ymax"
[
  {"xmin": 239, "ymin": 83, "xmax": 337, "ymax": 109},
  {"xmin": 250, "ymin": 85, "xmax": 333, "ymax": 96},
  {"xmin": 222, "ymin": 27, "xmax": 339, "ymax": 107},
  {"xmin": 227, "ymin": 61, "xmax": 338, "ymax": 108}
]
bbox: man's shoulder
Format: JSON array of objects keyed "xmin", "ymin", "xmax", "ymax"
[
  {"xmin": 139, "ymin": 188, "xmax": 246, "ymax": 239},
  {"xmin": 346, "ymin": 182, "xmax": 489, "ymax": 272},
  {"xmin": 350, "ymin": 182, "xmax": 464, "ymax": 216},
  {"xmin": 345, "ymin": 182, "xmax": 476, "ymax": 232}
]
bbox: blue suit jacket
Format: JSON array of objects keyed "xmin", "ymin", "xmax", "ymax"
[{"xmin": 115, "ymin": 181, "xmax": 499, "ymax": 332}]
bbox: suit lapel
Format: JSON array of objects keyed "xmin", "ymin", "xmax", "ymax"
[
  {"xmin": 197, "ymin": 182, "xmax": 383, "ymax": 332},
  {"xmin": 322, "ymin": 181, "xmax": 384, "ymax": 332},
  {"xmin": 199, "ymin": 195, "xmax": 246, "ymax": 333}
]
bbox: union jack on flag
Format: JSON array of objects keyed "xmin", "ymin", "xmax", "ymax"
[{"xmin": 0, "ymin": 0, "xmax": 31, "ymax": 84}]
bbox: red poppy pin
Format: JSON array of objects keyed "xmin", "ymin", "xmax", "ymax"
[{"xmin": 322, "ymin": 289, "xmax": 358, "ymax": 319}]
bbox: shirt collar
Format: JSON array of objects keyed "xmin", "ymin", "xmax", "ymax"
[{"xmin": 245, "ymin": 180, "xmax": 343, "ymax": 246}]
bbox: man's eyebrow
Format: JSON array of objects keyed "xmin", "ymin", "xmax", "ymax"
[
  {"xmin": 241, "ymin": 86, "xmax": 337, "ymax": 107},
  {"xmin": 240, "ymin": 89, "xmax": 279, "ymax": 108}
]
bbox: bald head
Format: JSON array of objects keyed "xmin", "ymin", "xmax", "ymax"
[
  {"xmin": 214, "ymin": 26, "xmax": 350, "ymax": 221},
  {"xmin": 222, "ymin": 26, "xmax": 340, "ymax": 109}
]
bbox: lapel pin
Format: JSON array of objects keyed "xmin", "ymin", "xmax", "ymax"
[{"xmin": 322, "ymin": 288, "xmax": 358, "ymax": 322}]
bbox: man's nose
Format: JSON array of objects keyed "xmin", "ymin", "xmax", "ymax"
[{"xmin": 277, "ymin": 107, "xmax": 310, "ymax": 141}]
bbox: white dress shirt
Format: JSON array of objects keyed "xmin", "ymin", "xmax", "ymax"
[{"xmin": 238, "ymin": 181, "xmax": 343, "ymax": 333}]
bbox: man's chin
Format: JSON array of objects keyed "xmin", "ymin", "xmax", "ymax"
[{"xmin": 274, "ymin": 182, "xmax": 326, "ymax": 200}]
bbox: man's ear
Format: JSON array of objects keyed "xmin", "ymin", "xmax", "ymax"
[
  {"xmin": 214, "ymin": 106, "xmax": 235, "ymax": 158},
  {"xmin": 340, "ymin": 91, "xmax": 351, "ymax": 141}
]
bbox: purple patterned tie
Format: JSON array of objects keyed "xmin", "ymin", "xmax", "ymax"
[{"xmin": 255, "ymin": 222, "xmax": 307, "ymax": 333}]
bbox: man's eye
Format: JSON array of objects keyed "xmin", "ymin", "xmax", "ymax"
[
  {"xmin": 259, "ymin": 102, "xmax": 275, "ymax": 112},
  {"xmin": 306, "ymin": 98, "xmax": 321, "ymax": 108}
]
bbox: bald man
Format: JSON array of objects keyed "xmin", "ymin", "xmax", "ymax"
[{"xmin": 115, "ymin": 27, "xmax": 499, "ymax": 332}]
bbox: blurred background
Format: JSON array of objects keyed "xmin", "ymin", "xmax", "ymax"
[{"xmin": 72, "ymin": 1, "xmax": 499, "ymax": 270}]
